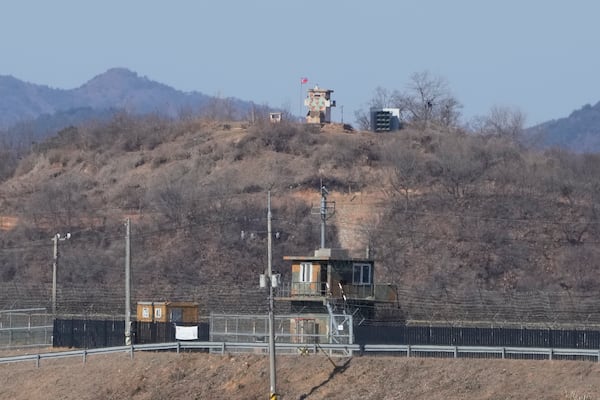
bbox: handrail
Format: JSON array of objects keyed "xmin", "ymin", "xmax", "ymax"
[
  {"xmin": 362, "ymin": 344, "xmax": 600, "ymax": 360},
  {"xmin": 0, "ymin": 342, "xmax": 360, "ymax": 367},
  {"xmin": 2, "ymin": 342, "xmax": 600, "ymax": 367}
]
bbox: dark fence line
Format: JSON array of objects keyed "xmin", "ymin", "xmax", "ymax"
[
  {"xmin": 54, "ymin": 319, "xmax": 600, "ymax": 350},
  {"xmin": 53, "ymin": 320, "xmax": 209, "ymax": 349},
  {"xmin": 354, "ymin": 325, "xmax": 600, "ymax": 349}
]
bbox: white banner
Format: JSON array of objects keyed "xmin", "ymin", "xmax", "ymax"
[{"xmin": 175, "ymin": 325, "xmax": 198, "ymax": 340}]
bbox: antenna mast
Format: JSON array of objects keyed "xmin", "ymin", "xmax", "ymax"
[{"xmin": 312, "ymin": 179, "xmax": 335, "ymax": 248}]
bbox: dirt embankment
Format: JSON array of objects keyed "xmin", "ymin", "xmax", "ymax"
[
  {"xmin": 0, "ymin": 352, "xmax": 599, "ymax": 400},
  {"xmin": 0, "ymin": 216, "xmax": 17, "ymax": 231}
]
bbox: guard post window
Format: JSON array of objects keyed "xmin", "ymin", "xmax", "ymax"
[
  {"xmin": 352, "ymin": 263, "xmax": 371, "ymax": 285},
  {"xmin": 300, "ymin": 262, "xmax": 312, "ymax": 282}
]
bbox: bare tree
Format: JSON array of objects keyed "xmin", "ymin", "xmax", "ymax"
[
  {"xmin": 245, "ymin": 101, "xmax": 271, "ymax": 124},
  {"xmin": 401, "ymin": 71, "xmax": 462, "ymax": 128},
  {"xmin": 368, "ymin": 86, "xmax": 403, "ymax": 109},
  {"xmin": 25, "ymin": 175, "xmax": 93, "ymax": 229},
  {"xmin": 435, "ymin": 135, "xmax": 488, "ymax": 199},
  {"xmin": 354, "ymin": 109, "xmax": 371, "ymax": 131},
  {"xmin": 475, "ymin": 105, "xmax": 526, "ymax": 140},
  {"xmin": 0, "ymin": 142, "xmax": 18, "ymax": 182},
  {"xmin": 386, "ymin": 141, "xmax": 424, "ymax": 211},
  {"xmin": 202, "ymin": 93, "xmax": 238, "ymax": 121}
]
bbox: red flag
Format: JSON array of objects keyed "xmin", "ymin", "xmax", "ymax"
[{"xmin": 300, "ymin": 77, "xmax": 308, "ymax": 84}]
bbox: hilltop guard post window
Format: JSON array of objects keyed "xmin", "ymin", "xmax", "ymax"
[{"xmin": 352, "ymin": 263, "xmax": 371, "ymax": 285}]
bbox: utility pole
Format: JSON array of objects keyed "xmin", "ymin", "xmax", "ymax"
[
  {"xmin": 320, "ymin": 184, "xmax": 327, "ymax": 248},
  {"xmin": 313, "ymin": 181, "xmax": 335, "ymax": 249},
  {"xmin": 259, "ymin": 191, "xmax": 279, "ymax": 399},
  {"xmin": 51, "ymin": 233, "xmax": 71, "ymax": 316},
  {"xmin": 267, "ymin": 190, "xmax": 277, "ymax": 400},
  {"xmin": 125, "ymin": 218, "xmax": 131, "ymax": 345}
]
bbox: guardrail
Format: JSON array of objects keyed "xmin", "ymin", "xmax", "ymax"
[
  {"xmin": 2, "ymin": 342, "xmax": 600, "ymax": 368},
  {"xmin": 0, "ymin": 341, "xmax": 361, "ymax": 367},
  {"xmin": 362, "ymin": 344, "xmax": 600, "ymax": 361}
]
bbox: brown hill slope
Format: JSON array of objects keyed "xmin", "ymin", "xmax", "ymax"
[
  {"xmin": 1, "ymin": 351, "xmax": 599, "ymax": 400},
  {"xmin": 1, "ymin": 115, "xmax": 600, "ymax": 324}
]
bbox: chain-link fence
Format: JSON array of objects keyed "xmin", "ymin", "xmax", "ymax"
[
  {"xmin": 0, "ymin": 308, "xmax": 52, "ymax": 349},
  {"xmin": 210, "ymin": 313, "xmax": 353, "ymax": 355}
]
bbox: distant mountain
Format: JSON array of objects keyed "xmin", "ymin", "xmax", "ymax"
[
  {"xmin": 526, "ymin": 102, "xmax": 600, "ymax": 153},
  {"xmin": 0, "ymin": 68, "xmax": 254, "ymax": 139},
  {"xmin": 72, "ymin": 68, "xmax": 211, "ymax": 116},
  {"xmin": 0, "ymin": 75, "xmax": 71, "ymax": 128}
]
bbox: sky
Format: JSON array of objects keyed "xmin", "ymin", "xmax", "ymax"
[{"xmin": 1, "ymin": 1, "xmax": 599, "ymax": 127}]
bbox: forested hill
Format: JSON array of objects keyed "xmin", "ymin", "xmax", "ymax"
[
  {"xmin": 527, "ymin": 101, "xmax": 600, "ymax": 152},
  {"xmin": 1, "ymin": 116, "xmax": 600, "ymax": 322}
]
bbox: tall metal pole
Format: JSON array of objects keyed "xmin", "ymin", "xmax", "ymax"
[
  {"xmin": 125, "ymin": 218, "xmax": 131, "ymax": 345},
  {"xmin": 267, "ymin": 190, "xmax": 277, "ymax": 399},
  {"xmin": 51, "ymin": 233, "xmax": 70, "ymax": 316},
  {"xmin": 320, "ymin": 185, "xmax": 327, "ymax": 249},
  {"xmin": 299, "ymin": 80, "xmax": 302, "ymax": 120},
  {"xmin": 52, "ymin": 234, "xmax": 58, "ymax": 316}
]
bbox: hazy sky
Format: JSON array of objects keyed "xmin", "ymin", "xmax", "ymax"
[{"xmin": 2, "ymin": 1, "xmax": 599, "ymax": 126}]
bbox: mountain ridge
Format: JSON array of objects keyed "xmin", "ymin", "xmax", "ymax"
[
  {"xmin": 526, "ymin": 101, "xmax": 600, "ymax": 152},
  {"xmin": 0, "ymin": 68, "xmax": 245, "ymax": 132}
]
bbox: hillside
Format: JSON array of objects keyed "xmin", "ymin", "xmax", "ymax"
[
  {"xmin": 527, "ymin": 101, "xmax": 600, "ymax": 152},
  {"xmin": 1, "ymin": 116, "xmax": 600, "ymax": 324},
  {"xmin": 1, "ymin": 351, "xmax": 599, "ymax": 400}
]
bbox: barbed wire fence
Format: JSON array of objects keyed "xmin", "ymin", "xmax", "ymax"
[{"xmin": 1, "ymin": 282, "xmax": 600, "ymax": 330}]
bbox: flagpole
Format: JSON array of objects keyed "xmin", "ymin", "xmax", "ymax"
[
  {"xmin": 299, "ymin": 80, "xmax": 302, "ymax": 121},
  {"xmin": 299, "ymin": 77, "xmax": 308, "ymax": 122}
]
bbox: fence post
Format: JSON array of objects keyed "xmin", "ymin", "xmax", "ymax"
[
  {"xmin": 83, "ymin": 350, "xmax": 87, "ymax": 364},
  {"xmin": 407, "ymin": 345, "xmax": 411, "ymax": 358},
  {"xmin": 549, "ymin": 348, "xmax": 553, "ymax": 361},
  {"xmin": 36, "ymin": 354, "xmax": 40, "ymax": 368},
  {"xmin": 177, "ymin": 341, "xmax": 180, "ymax": 354},
  {"xmin": 502, "ymin": 347, "xmax": 506, "ymax": 359},
  {"xmin": 454, "ymin": 346, "xmax": 458, "ymax": 358}
]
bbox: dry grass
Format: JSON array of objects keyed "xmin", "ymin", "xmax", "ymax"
[{"xmin": 0, "ymin": 352, "xmax": 599, "ymax": 400}]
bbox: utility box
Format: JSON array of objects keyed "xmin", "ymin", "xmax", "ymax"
[{"xmin": 136, "ymin": 301, "xmax": 199, "ymax": 323}]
